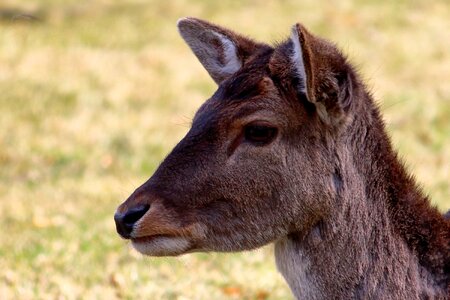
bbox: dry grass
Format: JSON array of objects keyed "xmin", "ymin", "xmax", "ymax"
[{"xmin": 0, "ymin": 0, "xmax": 449, "ymax": 299}]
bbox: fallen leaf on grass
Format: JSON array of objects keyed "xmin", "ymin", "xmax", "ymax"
[
  {"xmin": 221, "ymin": 285, "xmax": 243, "ymax": 297},
  {"xmin": 109, "ymin": 272, "xmax": 125, "ymax": 289}
]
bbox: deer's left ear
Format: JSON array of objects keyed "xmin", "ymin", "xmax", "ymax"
[
  {"xmin": 288, "ymin": 23, "xmax": 354, "ymax": 125},
  {"xmin": 177, "ymin": 17, "xmax": 265, "ymax": 85}
]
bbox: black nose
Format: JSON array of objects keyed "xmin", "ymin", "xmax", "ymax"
[{"xmin": 114, "ymin": 204, "xmax": 150, "ymax": 239}]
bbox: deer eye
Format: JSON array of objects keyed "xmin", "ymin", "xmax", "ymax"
[{"xmin": 244, "ymin": 124, "xmax": 278, "ymax": 145}]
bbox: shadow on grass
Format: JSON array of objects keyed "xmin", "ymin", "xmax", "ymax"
[{"xmin": 0, "ymin": 7, "xmax": 44, "ymax": 23}]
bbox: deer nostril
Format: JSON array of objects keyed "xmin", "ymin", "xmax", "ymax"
[
  {"xmin": 123, "ymin": 205, "xmax": 150, "ymax": 226},
  {"xmin": 115, "ymin": 204, "xmax": 150, "ymax": 239}
]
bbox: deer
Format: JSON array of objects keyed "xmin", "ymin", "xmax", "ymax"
[{"xmin": 114, "ymin": 17, "xmax": 450, "ymax": 299}]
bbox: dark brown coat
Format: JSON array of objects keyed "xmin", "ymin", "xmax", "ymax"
[{"xmin": 115, "ymin": 18, "xmax": 450, "ymax": 299}]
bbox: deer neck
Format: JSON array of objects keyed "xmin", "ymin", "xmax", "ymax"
[
  {"xmin": 274, "ymin": 201, "xmax": 435, "ymax": 299},
  {"xmin": 275, "ymin": 106, "xmax": 449, "ymax": 299}
]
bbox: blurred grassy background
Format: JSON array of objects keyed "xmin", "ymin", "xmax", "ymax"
[{"xmin": 0, "ymin": 0, "xmax": 448, "ymax": 299}]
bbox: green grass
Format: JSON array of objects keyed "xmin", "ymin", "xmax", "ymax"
[{"xmin": 0, "ymin": 0, "xmax": 449, "ymax": 299}]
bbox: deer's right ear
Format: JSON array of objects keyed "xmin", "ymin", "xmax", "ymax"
[
  {"xmin": 286, "ymin": 24, "xmax": 354, "ymax": 126},
  {"xmin": 177, "ymin": 17, "xmax": 263, "ymax": 85}
]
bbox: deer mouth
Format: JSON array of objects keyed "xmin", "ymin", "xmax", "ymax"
[
  {"xmin": 132, "ymin": 234, "xmax": 171, "ymax": 243},
  {"xmin": 131, "ymin": 234, "xmax": 193, "ymax": 256}
]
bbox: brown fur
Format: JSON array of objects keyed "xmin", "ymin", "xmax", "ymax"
[{"xmin": 115, "ymin": 18, "xmax": 450, "ymax": 299}]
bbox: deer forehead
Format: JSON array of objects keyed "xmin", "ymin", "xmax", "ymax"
[{"xmin": 193, "ymin": 76, "xmax": 290, "ymax": 128}]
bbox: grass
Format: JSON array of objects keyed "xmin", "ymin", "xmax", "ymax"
[{"xmin": 0, "ymin": 0, "xmax": 449, "ymax": 299}]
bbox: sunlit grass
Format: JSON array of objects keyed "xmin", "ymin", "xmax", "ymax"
[{"xmin": 0, "ymin": 0, "xmax": 449, "ymax": 299}]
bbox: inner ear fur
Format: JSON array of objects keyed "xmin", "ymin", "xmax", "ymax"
[{"xmin": 273, "ymin": 23, "xmax": 355, "ymax": 126}]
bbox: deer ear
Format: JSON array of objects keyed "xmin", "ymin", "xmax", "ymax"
[
  {"xmin": 177, "ymin": 17, "xmax": 262, "ymax": 85},
  {"xmin": 289, "ymin": 23, "xmax": 353, "ymax": 125}
]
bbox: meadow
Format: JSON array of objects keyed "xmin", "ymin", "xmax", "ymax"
[{"xmin": 0, "ymin": 0, "xmax": 449, "ymax": 299}]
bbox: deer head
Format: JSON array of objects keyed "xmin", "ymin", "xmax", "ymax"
[{"xmin": 114, "ymin": 17, "xmax": 357, "ymax": 256}]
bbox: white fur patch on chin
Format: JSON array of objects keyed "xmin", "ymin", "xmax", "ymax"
[{"xmin": 132, "ymin": 237, "xmax": 191, "ymax": 256}]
